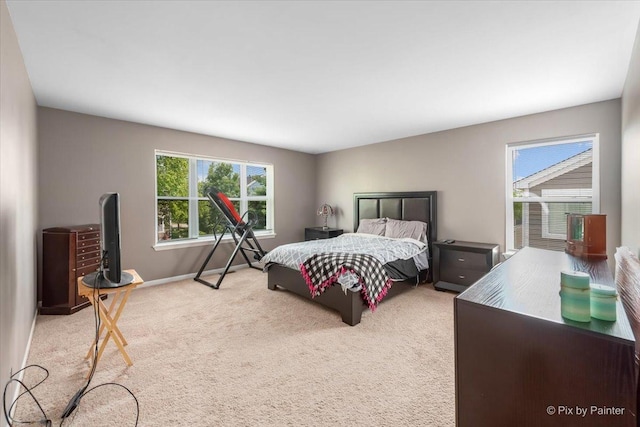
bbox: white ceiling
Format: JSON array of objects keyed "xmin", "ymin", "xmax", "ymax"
[{"xmin": 6, "ymin": 1, "xmax": 640, "ymax": 154}]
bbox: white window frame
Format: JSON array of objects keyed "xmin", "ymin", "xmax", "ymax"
[
  {"xmin": 505, "ymin": 134, "xmax": 600, "ymax": 251},
  {"xmin": 154, "ymin": 150, "xmax": 275, "ymax": 250}
]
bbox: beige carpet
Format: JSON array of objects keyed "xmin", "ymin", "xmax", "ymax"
[{"xmin": 14, "ymin": 268, "xmax": 456, "ymax": 426}]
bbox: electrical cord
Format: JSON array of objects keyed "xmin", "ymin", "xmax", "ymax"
[
  {"xmin": 59, "ymin": 383, "xmax": 139, "ymax": 427},
  {"xmin": 60, "ymin": 257, "xmax": 104, "ymax": 419},
  {"xmin": 3, "ymin": 365, "xmax": 51, "ymax": 426},
  {"xmin": 3, "ymin": 253, "xmax": 139, "ymax": 426}
]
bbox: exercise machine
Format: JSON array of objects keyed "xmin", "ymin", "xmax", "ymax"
[{"xmin": 194, "ymin": 188, "xmax": 267, "ymax": 289}]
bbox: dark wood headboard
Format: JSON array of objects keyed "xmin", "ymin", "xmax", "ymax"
[
  {"xmin": 353, "ymin": 191, "xmax": 437, "ymax": 241},
  {"xmin": 353, "ymin": 191, "xmax": 438, "ymax": 262}
]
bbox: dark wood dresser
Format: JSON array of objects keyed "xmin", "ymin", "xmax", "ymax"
[
  {"xmin": 455, "ymin": 246, "xmax": 636, "ymax": 427},
  {"xmin": 433, "ymin": 241, "xmax": 500, "ymax": 292},
  {"xmin": 41, "ymin": 224, "xmax": 101, "ymax": 314},
  {"xmin": 304, "ymin": 227, "xmax": 343, "ymax": 241}
]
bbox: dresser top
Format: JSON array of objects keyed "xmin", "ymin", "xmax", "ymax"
[
  {"xmin": 434, "ymin": 241, "xmax": 499, "ymax": 251},
  {"xmin": 457, "ymin": 246, "xmax": 634, "ymax": 343},
  {"xmin": 43, "ymin": 224, "xmax": 99, "ymax": 233}
]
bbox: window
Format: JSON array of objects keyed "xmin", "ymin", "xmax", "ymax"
[
  {"xmin": 155, "ymin": 151, "xmax": 274, "ymax": 246},
  {"xmin": 506, "ymin": 135, "xmax": 599, "ymax": 252}
]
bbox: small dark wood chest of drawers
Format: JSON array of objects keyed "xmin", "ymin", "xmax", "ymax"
[
  {"xmin": 304, "ymin": 227, "xmax": 343, "ymax": 241},
  {"xmin": 433, "ymin": 240, "xmax": 500, "ymax": 292},
  {"xmin": 41, "ymin": 224, "xmax": 101, "ymax": 314}
]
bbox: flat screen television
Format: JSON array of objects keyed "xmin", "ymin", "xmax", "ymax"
[{"xmin": 82, "ymin": 192, "xmax": 133, "ymax": 288}]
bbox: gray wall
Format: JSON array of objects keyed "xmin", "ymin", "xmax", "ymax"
[
  {"xmin": 316, "ymin": 99, "xmax": 622, "ymax": 262},
  {"xmin": 622, "ymin": 23, "xmax": 640, "ymax": 256},
  {"xmin": 38, "ymin": 108, "xmax": 317, "ymax": 283},
  {"xmin": 0, "ymin": 0, "xmax": 38, "ymax": 421}
]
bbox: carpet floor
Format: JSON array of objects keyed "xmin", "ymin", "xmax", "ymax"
[{"xmin": 13, "ymin": 268, "xmax": 456, "ymax": 426}]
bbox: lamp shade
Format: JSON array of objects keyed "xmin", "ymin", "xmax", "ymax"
[{"xmin": 317, "ymin": 203, "xmax": 334, "ymax": 229}]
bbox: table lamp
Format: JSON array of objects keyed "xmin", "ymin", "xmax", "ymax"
[{"xmin": 317, "ymin": 203, "xmax": 334, "ymax": 230}]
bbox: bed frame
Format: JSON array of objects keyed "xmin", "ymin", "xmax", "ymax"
[{"xmin": 267, "ymin": 191, "xmax": 437, "ymax": 326}]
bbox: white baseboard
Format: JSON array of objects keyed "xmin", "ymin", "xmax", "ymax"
[{"xmin": 138, "ymin": 264, "xmax": 252, "ymax": 289}]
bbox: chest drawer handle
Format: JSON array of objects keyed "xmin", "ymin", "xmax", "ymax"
[
  {"xmin": 459, "ymin": 275, "xmax": 466, "ymax": 279},
  {"xmin": 458, "ymin": 258, "xmax": 465, "ymax": 262}
]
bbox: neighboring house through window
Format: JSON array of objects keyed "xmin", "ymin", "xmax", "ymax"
[
  {"xmin": 155, "ymin": 150, "xmax": 274, "ymax": 247},
  {"xmin": 506, "ymin": 135, "xmax": 599, "ymax": 252}
]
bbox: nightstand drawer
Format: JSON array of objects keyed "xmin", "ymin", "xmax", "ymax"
[
  {"xmin": 440, "ymin": 250, "xmax": 488, "ymax": 271},
  {"xmin": 441, "ymin": 268, "xmax": 486, "ymax": 286}
]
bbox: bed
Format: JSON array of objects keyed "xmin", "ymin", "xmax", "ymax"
[{"xmin": 264, "ymin": 191, "xmax": 437, "ymax": 325}]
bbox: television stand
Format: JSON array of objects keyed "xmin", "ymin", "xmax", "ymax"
[
  {"xmin": 82, "ymin": 270, "xmax": 134, "ymax": 289},
  {"xmin": 77, "ymin": 269, "xmax": 143, "ymax": 374}
]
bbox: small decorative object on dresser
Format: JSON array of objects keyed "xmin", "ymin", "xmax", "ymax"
[
  {"xmin": 304, "ymin": 227, "xmax": 343, "ymax": 241},
  {"xmin": 565, "ymin": 213, "xmax": 607, "ymax": 259},
  {"xmin": 316, "ymin": 203, "xmax": 334, "ymax": 229},
  {"xmin": 41, "ymin": 224, "xmax": 101, "ymax": 314},
  {"xmin": 433, "ymin": 240, "xmax": 500, "ymax": 292}
]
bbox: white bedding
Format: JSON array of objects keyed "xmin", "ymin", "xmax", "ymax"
[{"xmin": 261, "ymin": 233, "xmax": 427, "ymax": 291}]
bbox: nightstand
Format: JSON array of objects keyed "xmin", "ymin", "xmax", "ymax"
[
  {"xmin": 433, "ymin": 241, "xmax": 500, "ymax": 292},
  {"xmin": 304, "ymin": 227, "xmax": 343, "ymax": 241}
]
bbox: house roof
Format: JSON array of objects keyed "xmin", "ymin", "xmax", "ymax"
[{"xmin": 514, "ymin": 148, "xmax": 593, "ymax": 189}]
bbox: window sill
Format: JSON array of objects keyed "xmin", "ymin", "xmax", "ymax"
[
  {"xmin": 153, "ymin": 231, "xmax": 276, "ymax": 251},
  {"xmin": 541, "ymin": 233, "xmax": 566, "ymax": 240}
]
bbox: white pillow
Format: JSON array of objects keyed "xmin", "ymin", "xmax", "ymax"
[
  {"xmin": 384, "ymin": 218, "xmax": 428, "ymax": 242},
  {"xmin": 356, "ymin": 218, "xmax": 386, "ymax": 236}
]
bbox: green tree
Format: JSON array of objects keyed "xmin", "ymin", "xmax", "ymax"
[
  {"xmin": 199, "ymin": 162, "xmax": 241, "ymax": 235},
  {"xmin": 249, "ymin": 174, "xmax": 267, "ymax": 196},
  {"xmin": 513, "ymin": 190, "xmax": 522, "ymax": 225},
  {"xmin": 513, "ymin": 202, "xmax": 522, "ymax": 225},
  {"xmin": 156, "ymin": 155, "xmax": 189, "ymax": 239},
  {"xmin": 246, "ymin": 170, "xmax": 267, "ymax": 228},
  {"xmin": 199, "ymin": 162, "xmax": 240, "ymax": 197},
  {"xmin": 157, "ymin": 155, "xmax": 188, "ymax": 196}
]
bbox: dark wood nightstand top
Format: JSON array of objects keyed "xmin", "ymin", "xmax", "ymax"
[
  {"xmin": 305, "ymin": 227, "xmax": 342, "ymax": 232},
  {"xmin": 433, "ymin": 240, "xmax": 500, "ymax": 252},
  {"xmin": 304, "ymin": 227, "xmax": 343, "ymax": 241}
]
